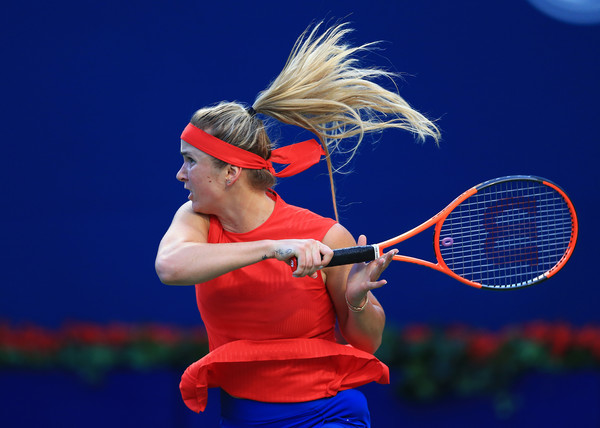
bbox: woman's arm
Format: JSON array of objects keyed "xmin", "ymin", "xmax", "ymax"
[
  {"xmin": 322, "ymin": 224, "xmax": 397, "ymax": 354},
  {"xmin": 155, "ymin": 202, "xmax": 333, "ymax": 285}
]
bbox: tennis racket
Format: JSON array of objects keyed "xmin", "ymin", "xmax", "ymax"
[{"xmin": 301, "ymin": 175, "xmax": 578, "ymax": 290}]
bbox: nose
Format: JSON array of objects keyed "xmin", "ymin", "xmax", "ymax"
[{"xmin": 176, "ymin": 163, "xmax": 187, "ymax": 182}]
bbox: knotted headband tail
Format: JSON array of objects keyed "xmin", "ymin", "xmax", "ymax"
[
  {"xmin": 269, "ymin": 140, "xmax": 326, "ymax": 177},
  {"xmin": 180, "ymin": 123, "xmax": 325, "ymax": 177}
]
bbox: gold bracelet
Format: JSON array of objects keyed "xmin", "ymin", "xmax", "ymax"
[{"xmin": 345, "ymin": 293, "xmax": 369, "ymax": 313}]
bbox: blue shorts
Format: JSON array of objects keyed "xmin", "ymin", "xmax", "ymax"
[{"xmin": 219, "ymin": 389, "xmax": 371, "ymax": 427}]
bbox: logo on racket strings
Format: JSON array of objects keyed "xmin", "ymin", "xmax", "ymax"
[{"xmin": 484, "ymin": 197, "xmax": 539, "ymax": 266}]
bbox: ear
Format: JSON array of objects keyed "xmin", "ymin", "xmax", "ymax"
[{"xmin": 225, "ymin": 164, "xmax": 243, "ymax": 186}]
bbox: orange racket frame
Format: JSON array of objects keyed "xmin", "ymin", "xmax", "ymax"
[{"xmin": 320, "ymin": 176, "xmax": 579, "ymax": 290}]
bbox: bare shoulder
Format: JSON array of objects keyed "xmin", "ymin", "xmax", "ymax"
[
  {"xmin": 322, "ymin": 223, "xmax": 357, "ymax": 250},
  {"xmin": 165, "ymin": 202, "xmax": 211, "ymax": 242},
  {"xmin": 174, "ymin": 201, "xmax": 208, "ymax": 220}
]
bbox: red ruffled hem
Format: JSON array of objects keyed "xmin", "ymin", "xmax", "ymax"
[{"xmin": 179, "ymin": 338, "xmax": 390, "ymax": 413}]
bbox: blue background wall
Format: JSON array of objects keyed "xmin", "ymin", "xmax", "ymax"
[{"xmin": 2, "ymin": 0, "xmax": 599, "ymax": 426}]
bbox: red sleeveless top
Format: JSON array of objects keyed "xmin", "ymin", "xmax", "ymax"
[{"xmin": 179, "ymin": 191, "xmax": 389, "ymax": 413}]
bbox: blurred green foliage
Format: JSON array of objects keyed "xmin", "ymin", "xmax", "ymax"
[{"xmin": 2, "ymin": 320, "xmax": 599, "ymax": 403}]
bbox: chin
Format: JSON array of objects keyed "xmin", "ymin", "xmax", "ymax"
[{"xmin": 191, "ymin": 201, "xmax": 209, "ymax": 214}]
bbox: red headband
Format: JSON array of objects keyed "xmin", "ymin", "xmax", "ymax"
[{"xmin": 180, "ymin": 123, "xmax": 325, "ymax": 177}]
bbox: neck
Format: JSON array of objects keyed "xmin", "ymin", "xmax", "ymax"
[{"xmin": 217, "ymin": 188, "xmax": 275, "ymax": 234}]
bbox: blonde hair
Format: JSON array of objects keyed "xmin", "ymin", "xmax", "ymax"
[{"xmin": 190, "ymin": 21, "xmax": 440, "ymax": 220}]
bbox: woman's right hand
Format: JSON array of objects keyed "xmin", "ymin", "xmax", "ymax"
[{"xmin": 272, "ymin": 239, "xmax": 334, "ymax": 278}]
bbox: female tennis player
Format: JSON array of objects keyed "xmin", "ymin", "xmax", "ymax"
[{"xmin": 155, "ymin": 22, "xmax": 440, "ymax": 427}]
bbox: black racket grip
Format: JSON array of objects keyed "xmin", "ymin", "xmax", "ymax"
[{"xmin": 327, "ymin": 245, "xmax": 378, "ymax": 267}]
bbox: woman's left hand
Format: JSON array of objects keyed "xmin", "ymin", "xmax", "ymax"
[{"xmin": 345, "ymin": 235, "xmax": 398, "ymax": 309}]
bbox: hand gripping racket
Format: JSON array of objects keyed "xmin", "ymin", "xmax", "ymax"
[{"xmin": 319, "ymin": 176, "xmax": 578, "ymax": 290}]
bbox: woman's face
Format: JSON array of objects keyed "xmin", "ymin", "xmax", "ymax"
[{"xmin": 177, "ymin": 140, "xmax": 224, "ymax": 213}]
